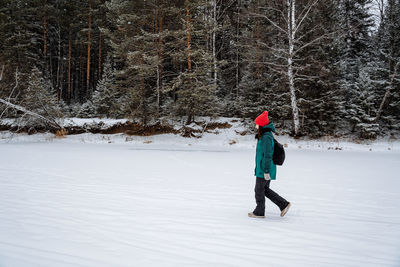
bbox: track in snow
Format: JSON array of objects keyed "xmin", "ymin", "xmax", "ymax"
[{"xmin": 1, "ymin": 142, "xmax": 400, "ymax": 267}]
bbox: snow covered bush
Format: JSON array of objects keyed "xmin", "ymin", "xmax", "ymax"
[
  {"xmin": 20, "ymin": 67, "xmax": 63, "ymax": 128},
  {"xmin": 76, "ymin": 101, "xmax": 96, "ymax": 118}
]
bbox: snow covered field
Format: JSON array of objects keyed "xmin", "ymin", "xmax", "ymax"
[{"xmin": 1, "ymin": 134, "xmax": 400, "ymax": 267}]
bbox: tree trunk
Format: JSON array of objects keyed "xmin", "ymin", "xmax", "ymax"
[
  {"xmin": 236, "ymin": 0, "xmax": 240, "ymax": 96},
  {"xmin": 68, "ymin": 24, "xmax": 72, "ymax": 102},
  {"xmin": 375, "ymin": 62, "xmax": 399, "ymax": 122},
  {"xmin": 256, "ymin": 25, "xmax": 261, "ymax": 80},
  {"xmin": 186, "ymin": 1, "xmax": 192, "ymax": 71},
  {"xmin": 287, "ymin": 0, "xmax": 300, "ymax": 135},
  {"xmin": 98, "ymin": 31, "xmax": 102, "ymax": 79},
  {"xmin": 0, "ymin": 65, "xmax": 5, "ymax": 81},
  {"xmin": 86, "ymin": 0, "xmax": 92, "ymax": 94},
  {"xmin": 212, "ymin": 0, "xmax": 217, "ymax": 84},
  {"xmin": 43, "ymin": 0, "xmax": 47, "ymax": 57},
  {"xmin": 139, "ymin": 54, "xmax": 147, "ymax": 126},
  {"xmin": 157, "ymin": 14, "xmax": 163, "ymax": 113},
  {"xmin": 80, "ymin": 49, "xmax": 84, "ymax": 100},
  {"xmin": 185, "ymin": 0, "xmax": 193, "ymax": 124},
  {"xmin": 56, "ymin": 25, "xmax": 61, "ymax": 101}
]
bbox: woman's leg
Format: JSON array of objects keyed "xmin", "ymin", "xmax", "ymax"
[
  {"xmin": 264, "ymin": 180, "xmax": 289, "ymax": 211},
  {"xmin": 253, "ymin": 177, "xmax": 267, "ymax": 216}
]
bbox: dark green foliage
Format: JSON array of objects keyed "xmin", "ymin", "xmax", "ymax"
[
  {"xmin": 92, "ymin": 57, "xmax": 120, "ymax": 117},
  {"xmin": 0, "ymin": 0, "xmax": 399, "ymax": 138}
]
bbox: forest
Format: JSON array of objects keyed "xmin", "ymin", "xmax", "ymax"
[{"xmin": 0, "ymin": 0, "xmax": 399, "ymax": 138}]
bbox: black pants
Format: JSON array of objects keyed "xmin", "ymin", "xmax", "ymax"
[{"xmin": 253, "ymin": 177, "xmax": 289, "ymax": 216}]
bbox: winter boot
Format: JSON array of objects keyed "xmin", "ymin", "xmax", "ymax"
[
  {"xmin": 248, "ymin": 212, "xmax": 265, "ymax": 218},
  {"xmin": 280, "ymin": 202, "xmax": 291, "ymax": 217}
]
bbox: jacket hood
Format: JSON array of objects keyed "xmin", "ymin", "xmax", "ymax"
[
  {"xmin": 261, "ymin": 122, "xmax": 276, "ymax": 133},
  {"xmin": 255, "ymin": 122, "xmax": 276, "ymax": 139}
]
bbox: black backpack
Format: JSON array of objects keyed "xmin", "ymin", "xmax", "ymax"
[
  {"xmin": 272, "ymin": 138, "xmax": 285, "ymax": 166},
  {"xmin": 260, "ymin": 128, "xmax": 285, "ymax": 165}
]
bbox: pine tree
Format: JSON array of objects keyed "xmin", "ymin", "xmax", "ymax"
[
  {"xmin": 373, "ymin": 0, "xmax": 400, "ymax": 133},
  {"xmin": 163, "ymin": 0, "xmax": 217, "ymax": 124},
  {"xmin": 92, "ymin": 57, "xmax": 119, "ymax": 117},
  {"xmin": 0, "ymin": 0, "xmax": 44, "ymax": 72},
  {"xmin": 21, "ymin": 67, "xmax": 62, "ymax": 127},
  {"xmin": 105, "ymin": 0, "xmax": 159, "ymax": 124},
  {"xmin": 336, "ymin": 0, "xmax": 376, "ymax": 136},
  {"xmin": 0, "ymin": 0, "xmax": 46, "ymax": 96},
  {"xmin": 77, "ymin": 100, "xmax": 96, "ymax": 118}
]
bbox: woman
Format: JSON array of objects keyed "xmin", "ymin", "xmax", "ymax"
[{"xmin": 248, "ymin": 111, "xmax": 291, "ymax": 218}]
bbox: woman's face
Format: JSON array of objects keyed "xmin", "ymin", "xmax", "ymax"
[{"xmin": 255, "ymin": 124, "xmax": 259, "ymax": 129}]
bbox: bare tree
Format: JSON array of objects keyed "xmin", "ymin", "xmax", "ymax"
[
  {"xmin": 1, "ymin": 68, "xmax": 63, "ymax": 130},
  {"xmin": 250, "ymin": 0, "xmax": 331, "ymax": 135},
  {"xmin": 0, "ymin": 98, "xmax": 63, "ymax": 130}
]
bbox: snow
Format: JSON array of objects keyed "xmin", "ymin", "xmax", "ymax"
[
  {"xmin": 1, "ymin": 130, "xmax": 400, "ymax": 267},
  {"xmin": 62, "ymin": 118, "xmax": 129, "ymax": 128},
  {"xmin": 0, "ymin": 118, "xmax": 128, "ymax": 129}
]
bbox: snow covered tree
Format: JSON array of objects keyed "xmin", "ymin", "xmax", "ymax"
[
  {"xmin": 76, "ymin": 100, "xmax": 96, "ymax": 118},
  {"xmin": 234, "ymin": 0, "xmax": 290, "ymax": 121},
  {"xmin": 20, "ymin": 67, "xmax": 62, "ymax": 127},
  {"xmin": 163, "ymin": 0, "xmax": 217, "ymax": 124},
  {"xmin": 1, "ymin": 0, "xmax": 398, "ymax": 137},
  {"xmin": 105, "ymin": 0, "xmax": 162, "ymax": 124},
  {"xmin": 335, "ymin": 0, "xmax": 376, "ymax": 136},
  {"xmin": 92, "ymin": 57, "xmax": 120, "ymax": 117},
  {"xmin": 0, "ymin": 0, "xmax": 44, "ymax": 73},
  {"xmin": 373, "ymin": 0, "xmax": 400, "ymax": 133},
  {"xmin": 237, "ymin": 0, "xmax": 340, "ymax": 136}
]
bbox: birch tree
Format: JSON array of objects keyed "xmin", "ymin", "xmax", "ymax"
[{"xmin": 250, "ymin": 0, "xmax": 330, "ymax": 135}]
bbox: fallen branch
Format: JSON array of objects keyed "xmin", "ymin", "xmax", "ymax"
[{"xmin": 0, "ymin": 98, "xmax": 63, "ymax": 130}]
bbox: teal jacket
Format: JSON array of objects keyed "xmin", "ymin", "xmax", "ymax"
[{"xmin": 254, "ymin": 123, "xmax": 277, "ymax": 180}]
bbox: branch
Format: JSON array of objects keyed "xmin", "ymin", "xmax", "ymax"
[
  {"xmin": 293, "ymin": 31, "xmax": 333, "ymax": 56},
  {"xmin": 264, "ymin": 6, "xmax": 288, "ymax": 25},
  {"xmin": 294, "ymin": 24, "xmax": 321, "ymax": 44},
  {"xmin": 248, "ymin": 12, "xmax": 288, "ymax": 35},
  {"xmin": 245, "ymin": 60, "xmax": 287, "ymax": 69},
  {"xmin": 0, "ymin": 98, "xmax": 63, "ymax": 130},
  {"xmin": 0, "ymin": 68, "xmax": 19, "ymax": 119},
  {"xmin": 294, "ymin": 76, "xmax": 319, "ymax": 82},
  {"xmin": 216, "ymin": 0, "xmax": 235, "ymax": 20},
  {"xmin": 8, "ymin": 67, "xmax": 19, "ymax": 102},
  {"xmin": 294, "ymin": 0, "xmax": 320, "ymax": 35},
  {"xmin": 256, "ymin": 40, "xmax": 289, "ymax": 55},
  {"xmin": 0, "ymin": 64, "xmax": 4, "ymax": 81}
]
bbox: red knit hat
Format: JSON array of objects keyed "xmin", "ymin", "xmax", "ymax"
[{"xmin": 255, "ymin": 111, "xmax": 269, "ymax": 127}]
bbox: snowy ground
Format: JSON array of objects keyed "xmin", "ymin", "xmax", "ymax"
[{"xmin": 1, "ymin": 131, "xmax": 400, "ymax": 266}]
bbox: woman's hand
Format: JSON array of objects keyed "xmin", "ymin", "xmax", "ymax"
[{"xmin": 264, "ymin": 173, "xmax": 271, "ymax": 180}]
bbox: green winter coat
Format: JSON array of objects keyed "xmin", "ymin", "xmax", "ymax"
[{"xmin": 254, "ymin": 123, "xmax": 277, "ymax": 180}]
